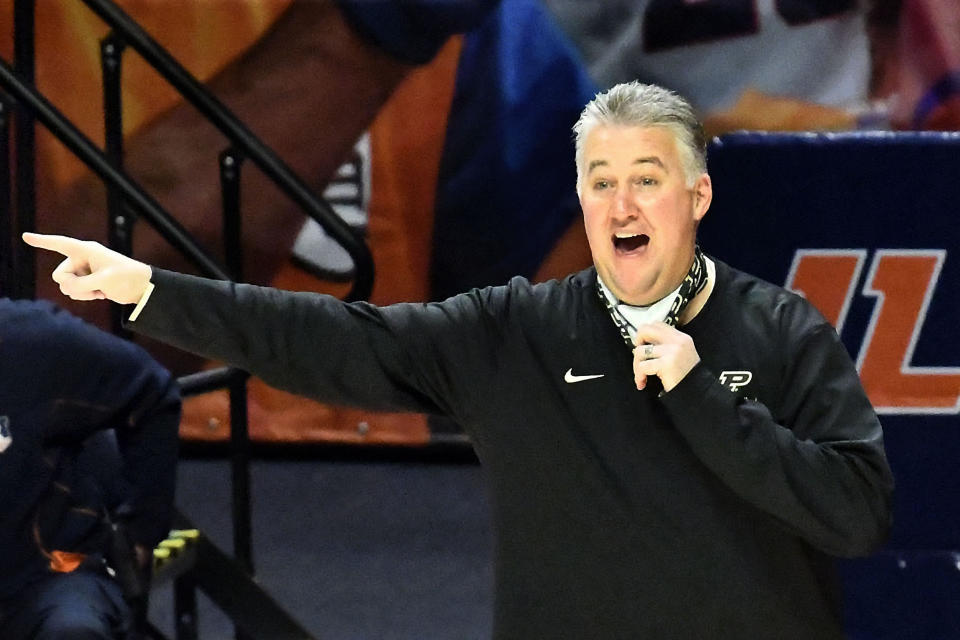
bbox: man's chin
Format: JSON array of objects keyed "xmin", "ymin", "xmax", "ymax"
[{"xmin": 607, "ymin": 277, "xmax": 660, "ymax": 306}]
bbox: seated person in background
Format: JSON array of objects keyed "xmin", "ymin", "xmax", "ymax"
[{"xmin": 0, "ymin": 297, "xmax": 181, "ymax": 640}]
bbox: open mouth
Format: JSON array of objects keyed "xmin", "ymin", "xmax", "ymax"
[{"xmin": 613, "ymin": 233, "xmax": 650, "ymax": 255}]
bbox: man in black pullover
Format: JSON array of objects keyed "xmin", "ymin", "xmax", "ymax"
[{"xmin": 25, "ymin": 81, "xmax": 892, "ymax": 639}]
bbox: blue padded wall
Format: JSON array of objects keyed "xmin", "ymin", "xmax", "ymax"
[{"xmin": 702, "ymin": 132, "xmax": 960, "ymax": 639}]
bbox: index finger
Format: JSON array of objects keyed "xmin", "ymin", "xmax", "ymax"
[{"xmin": 22, "ymin": 232, "xmax": 87, "ymax": 257}]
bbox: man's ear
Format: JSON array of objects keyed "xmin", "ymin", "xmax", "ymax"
[{"xmin": 692, "ymin": 173, "xmax": 712, "ymax": 222}]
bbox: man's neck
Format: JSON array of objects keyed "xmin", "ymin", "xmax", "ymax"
[{"xmin": 678, "ymin": 255, "xmax": 716, "ymax": 325}]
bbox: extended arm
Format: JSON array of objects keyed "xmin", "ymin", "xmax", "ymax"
[
  {"xmin": 23, "ymin": 233, "xmax": 499, "ymax": 421},
  {"xmin": 133, "ymin": 269, "xmax": 454, "ymax": 414}
]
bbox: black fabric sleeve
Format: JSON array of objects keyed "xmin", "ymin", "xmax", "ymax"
[
  {"xmin": 28, "ymin": 304, "xmax": 181, "ymax": 548},
  {"xmin": 659, "ymin": 324, "xmax": 894, "ymax": 558},
  {"xmin": 130, "ymin": 270, "xmax": 503, "ymax": 424}
]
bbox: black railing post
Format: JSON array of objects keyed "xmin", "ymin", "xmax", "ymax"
[
  {"xmin": 101, "ymin": 32, "xmax": 131, "ymax": 335},
  {"xmin": 173, "ymin": 573, "xmax": 199, "ymax": 640},
  {"xmin": 13, "ymin": 0, "xmax": 36, "ymax": 299},
  {"xmin": 221, "ymin": 147, "xmax": 253, "ymax": 640},
  {"xmin": 220, "ymin": 148, "xmax": 252, "ymax": 567},
  {"xmin": 220, "ymin": 149, "xmax": 244, "ymax": 282},
  {"xmin": 0, "ymin": 95, "xmax": 12, "ymax": 297}
]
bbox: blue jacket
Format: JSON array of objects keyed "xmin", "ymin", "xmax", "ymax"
[{"xmin": 0, "ymin": 298, "xmax": 181, "ymax": 600}]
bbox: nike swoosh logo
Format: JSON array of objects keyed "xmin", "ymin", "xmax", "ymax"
[{"xmin": 564, "ymin": 368, "xmax": 605, "ymax": 383}]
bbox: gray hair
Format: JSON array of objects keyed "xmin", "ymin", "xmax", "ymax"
[{"xmin": 573, "ymin": 81, "xmax": 707, "ymax": 191}]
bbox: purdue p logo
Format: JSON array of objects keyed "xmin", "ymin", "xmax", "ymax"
[{"xmin": 719, "ymin": 371, "xmax": 753, "ymax": 392}]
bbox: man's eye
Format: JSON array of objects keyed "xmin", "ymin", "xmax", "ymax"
[
  {"xmin": 593, "ymin": 180, "xmax": 611, "ymax": 190},
  {"xmin": 636, "ymin": 177, "xmax": 658, "ymax": 187}
]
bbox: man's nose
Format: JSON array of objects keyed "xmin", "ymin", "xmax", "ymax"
[{"xmin": 614, "ymin": 189, "xmax": 639, "ymax": 219}]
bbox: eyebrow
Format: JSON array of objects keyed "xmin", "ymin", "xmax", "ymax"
[{"xmin": 586, "ymin": 156, "xmax": 666, "ymax": 174}]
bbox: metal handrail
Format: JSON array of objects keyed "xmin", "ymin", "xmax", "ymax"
[
  {"xmin": 178, "ymin": 367, "xmax": 249, "ymax": 397},
  {"xmin": 0, "ymin": 4, "xmax": 367, "ymax": 635},
  {"xmin": 0, "ymin": 57, "xmax": 229, "ymax": 280},
  {"xmin": 79, "ymin": 0, "xmax": 374, "ymax": 302},
  {"xmin": 13, "ymin": 0, "xmax": 36, "ymax": 299}
]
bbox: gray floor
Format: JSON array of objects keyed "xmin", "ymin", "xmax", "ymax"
[{"xmin": 149, "ymin": 458, "xmax": 494, "ymax": 640}]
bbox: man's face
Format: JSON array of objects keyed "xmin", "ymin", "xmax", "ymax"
[{"xmin": 579, "ymin": 125, "xmax": 711, "ymax": 306}]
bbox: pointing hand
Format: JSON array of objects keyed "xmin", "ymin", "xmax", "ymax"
[{"xmin": 23, "ymin": 233, "xmax": 152, "ymax": 305}]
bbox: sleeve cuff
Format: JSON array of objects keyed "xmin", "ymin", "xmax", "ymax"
[{"xmin": 127, "ymin": 281, "xmax": 155, "ymax": 322}]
